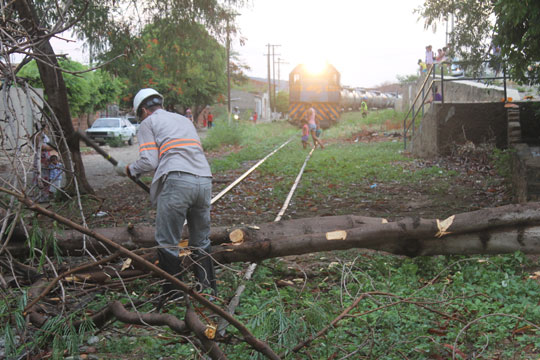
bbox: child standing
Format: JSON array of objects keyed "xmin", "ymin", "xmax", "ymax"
[
  {"xmin": 48, "ymin": 154, "xmax": 64, "ymax": 196},
  {"xmin": 301, "ymin": 118, "xmax": 309, "ymax": 149},
  {"xmin": 207, "ymin": 111, "xmax": 213, "ymax": 128},
  {"xmin": 307, "ymin": 106, "xmax": 324, "ymax": 149}
]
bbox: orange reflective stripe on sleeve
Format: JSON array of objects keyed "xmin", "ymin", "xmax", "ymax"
[
  {"xmin": 159, "ymin": 138, "xmax": 202, "ymax": 157},
  {"xmin": 160, "ymin": 138, "xmax": 201, "ymax": 149},
  {"xmin": 139, "ymin": 141, "xmax": 158, "ymax": 152}
]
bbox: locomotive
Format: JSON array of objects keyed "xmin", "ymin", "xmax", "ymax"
[{"xmin": 288, "ymin": 63, "xmax": 399, "ymax": 128}]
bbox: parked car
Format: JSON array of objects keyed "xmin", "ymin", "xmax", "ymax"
[
  {"xmin": 86, "ymin": 117, "xmax": 137, "ymax": 145},
  {"xmin": 450, "ymin": 59, "xmax": 464, "ymax": 77},
  {"xmin": 126, "ymin": 116, "xmax": 140, "ymax": 132}
]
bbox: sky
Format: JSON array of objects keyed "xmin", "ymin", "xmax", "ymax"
[
  {"xmin": 49, "ymin": 0, "xmax": 448, "ymax": 89},
  {"xmin": 232, "ymin": 0, "xmax": 448, "ymax": 88}
]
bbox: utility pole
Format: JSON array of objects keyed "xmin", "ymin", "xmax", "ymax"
[
  {"xmin": 275, "ymin": 57, "xmax": 288, "ymax": 114},
  {"xmin": 227, "ymin": 18, "xmax": 231, "ymax": 124},
  {"xmin": 276, "ymin": 57, "xmax": 289, "ymax": 93},
  {"xmin": 266, "ymin": 44, "xmax": 272, "ymax": 116},
  {"xmin": 271, "ymin": 45, "xmax": 281, "ymax": 112}
]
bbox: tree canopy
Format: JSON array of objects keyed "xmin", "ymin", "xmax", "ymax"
[
  {"xmin": 19, "ymin": 59, "xmax": 124, "ymax": 117},
  {"xmin": 417, "ymin": 0, "xmax": 540, "ymax": 84},
  {"xmin": 3, "ymin": 0, "xmax": 246, "ymax": 194},
  {"xmin": 103, "ymin": 20, "xmax": 228, "ymax": 112}
]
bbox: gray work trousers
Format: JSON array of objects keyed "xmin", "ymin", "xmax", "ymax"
[{"xmin": 155, "ymin": 171, "xmax": 212, "ymax": 257}]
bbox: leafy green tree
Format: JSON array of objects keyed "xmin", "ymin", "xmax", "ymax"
[
  {"xmin": 18, "ymin": 59, "xmax": 124, "ymax": 118},
  {"xmin": 396, "ymin": 74, "xmax": 419, "ymax": 85},
  {"xmin": 275, "ymin": 90, "xmax": 289, "ymax": 114},
  {"xmin": 102, "ymin": 20, "xmax": 229, "ymax": 114},
  {"xmin": 9, "ymin": 0, "xmax": 244, "ymax": 194},
  {"xmin": 417, "ymin": 0, "xmax": 540, "ymax": 84}
]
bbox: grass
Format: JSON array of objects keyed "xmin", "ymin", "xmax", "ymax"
[
  {"xmin": 325, "ymin": 109, "xmax": 405, "ymax": 139},
  {"xmin": 204, "ymin": 120, "xmax": 297, "ymax": 172},
  {"xmin": 101, "ymin": 111, "xmax": 540, "ymax": 357},
  {"xmin": 218, "ymin": 252, "xmax": 540, "ymax": 359}
]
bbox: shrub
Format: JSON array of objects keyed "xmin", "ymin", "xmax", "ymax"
[
  {"xmin": 203, "ymin": 122, "xmax": 244, "ymax": 151},
  {"xmin": 106, "ymin": 135, "xmax": 125, "ymax": 148}
]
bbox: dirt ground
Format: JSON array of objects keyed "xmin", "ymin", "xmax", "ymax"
[{"xmin": 79, "ymin": 131, "xmax": 512, "ymax": 232}]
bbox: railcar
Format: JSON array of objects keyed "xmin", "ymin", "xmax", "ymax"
[
  {"xmin": 288, "ymin": 63, "xmax": 341, "ymax": 129},
  {"xmin": 288, "ymin": 63, "xmax": 400, "ymax": 128}
]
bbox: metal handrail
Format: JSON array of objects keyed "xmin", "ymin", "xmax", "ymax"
[
  {"xmin": 402, "ymin": 65, "xmax": 435, "ymax": 149},
  {"xmin": 402, "ymin": 59, "xmax": 508, "ymax": 150}
]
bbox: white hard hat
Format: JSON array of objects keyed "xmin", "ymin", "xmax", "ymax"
[{"xmin": 133, "ymin": 88, "xmax": 163, "ymax": 114}]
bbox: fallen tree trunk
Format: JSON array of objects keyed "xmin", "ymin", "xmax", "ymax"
[
  {"xmin": 213, "ymin": 225, "xmax": 540, "ymax": 263},
  {"xmin": 213, "ymin": 202, "xmax": 540, "ymax": 262},
  {"xmin": 5, "ymin": 214, "xmax": 386, "ymax": 256},
  {"xmin": 6, "ymin": 203, "xmax": 540, "ymax": 260}
]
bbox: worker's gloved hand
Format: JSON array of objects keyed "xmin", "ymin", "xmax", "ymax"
[{"xmin": 115, "ymin": 161, "xmax": 130, "ymax": 177}]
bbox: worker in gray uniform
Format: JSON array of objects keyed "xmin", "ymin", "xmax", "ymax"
[{"xmin": 116, "ymin": 88, "xmax": 216, "ymax": 300}]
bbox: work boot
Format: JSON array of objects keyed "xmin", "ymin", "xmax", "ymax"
[
  {"xmin": 191, "ymin": 246, "xmax": 217, "ymax": 297},
  {"xmin": 156, "ymin": 248, "xmax": 185, "ymax": 308}
]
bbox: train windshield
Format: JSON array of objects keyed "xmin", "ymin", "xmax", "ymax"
[{"xmin": 300, "ymin": 77, "xmax": 331, "ymax": 102}]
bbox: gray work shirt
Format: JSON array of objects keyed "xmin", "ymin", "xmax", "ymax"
[{"xmin": 128, "ymin": 108, "xmax": 211, "ymax": 205}]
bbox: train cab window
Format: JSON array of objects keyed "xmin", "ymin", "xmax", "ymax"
[{"xmin": 293, "ymin": 74, "xmax": 300, "ymax": 83}]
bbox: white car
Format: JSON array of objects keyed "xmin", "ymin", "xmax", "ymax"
[
  {"xmin": 450, "ymin": 60, "xmax": 464, "ymax": 77},
  {"xmin": 86, "ymin": 117, "xmax": 137, "ymax": 145},
  {"xmin": 127, "ymin": 116, "xmax": 140, "ymax": 132}
]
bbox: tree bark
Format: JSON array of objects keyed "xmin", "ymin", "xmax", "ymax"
[
  {"xmin": 13, "ymin": 0, "xmax": 94, "ymax": 195},
  {"xmin": 5, "ymin": 214, "xmax": 391, "ymax": 256},
  {"xmin": 6, "ymin": 203, "xmax": 540, "ymax": 260}
]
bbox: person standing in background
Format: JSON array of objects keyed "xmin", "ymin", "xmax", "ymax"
[
  {"xmin": 185, "ymin": 108, "xmax": 193, "ymax": 123},
  {"xmin": 425, "ymin": 45, "xmax": 435, "ymax": 70},
  {"xmin": 301, "ymin": 117, "xmax": 309, "ymax": 149},
  {"xmin": 32, "ymin": 126, "xmax": 54, "ymax": 203},
  {"xmin": 418, "ymin": 59, "xmax": 427, "ymax": 74},
  {"xmin": 307, "ymin": 105, "xmax": 324, "ymax": 149},
  {"xmin": 48, "ymin": 154, "xmax": 64, "ymax": 197},
  {"xmin": 207, "ymin": 111, "xmax": 213, "ymax": 129}
]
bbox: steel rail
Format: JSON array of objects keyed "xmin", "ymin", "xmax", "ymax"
[
  {"xmin": 217, "ymin": 146, "xmax": 317, "ymax": 335},
  {"xmin": 211, "ymin": 137, "xmax": 294, "ymax": 205}
]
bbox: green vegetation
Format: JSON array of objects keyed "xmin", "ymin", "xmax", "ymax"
[
  {"xmin": 327, "ymin": 109, "xmax": 404, "ymax": 138},
  {"xmin": 18, "ymin": 59, "xmax": 124, "ymax": 118},
  {"xmin": 5, "ymin": 110, "xmax": 539, "ymax": 359},
  {"xmin": 221, "ymin": 253, "xmax": 540, "ymax": 359},
  {"xmin": 275, "ymin": 90, "xmax": 289, "ymax": 114},
  {"xmin": 105, "ymin": 20, "xmax": 228, "ymax": 111},
  {"xmin": 490, "ymin": 147, "xmax": 514, "ymax": 182},
  {"xmin": 204, "ymin": 121, "xmax": 296, "ymax": 172},
  {"xmin": 418, "ymin": 0, "xmax": 540, "ymax": 86},
  {"xmin": 105, "ymin": 135, "xmax": 128, "ymax": 148}
]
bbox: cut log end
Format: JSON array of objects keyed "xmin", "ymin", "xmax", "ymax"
[{"xmin": 229, "ymin": 229, "xmax": 245, "ymax": 244}]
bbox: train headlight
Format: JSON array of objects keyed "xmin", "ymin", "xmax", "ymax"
[{"xmin": 305, "ymin": 59, "xmax": 327, "ymax": 75}]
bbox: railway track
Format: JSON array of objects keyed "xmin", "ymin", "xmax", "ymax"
[{"xmin": 209, "ymin": 137, "xmax": 320, "ymax": 335}]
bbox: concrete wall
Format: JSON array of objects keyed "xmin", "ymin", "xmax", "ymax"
[
  {"xmin": 440, "ymin": 80, "xmax": 520, "ymax": 103},
  {"xmin": 230, "ymin": 89, "xmax": 271, "ymax": 121},
  {"xmin": 518, "ymin": 103, "xmax": 540, "ymax": 145},
  {"xmin": 411, "ymin": 100, "xmax": 540, "ymax": 158},
  {"xmin": 512, "ymin": 143, "xmax": 540, "ymax": 202},
  {"xmin": 0, "ymin": 87, "xmax": 43, "ymax": 152},
  {"xmin": 401, "ymin": 75, "xmax": 520, "ymax": 112},
  {"xmin": 411, "ymin": 102, "xmax": 508, "ymax": 157}
]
